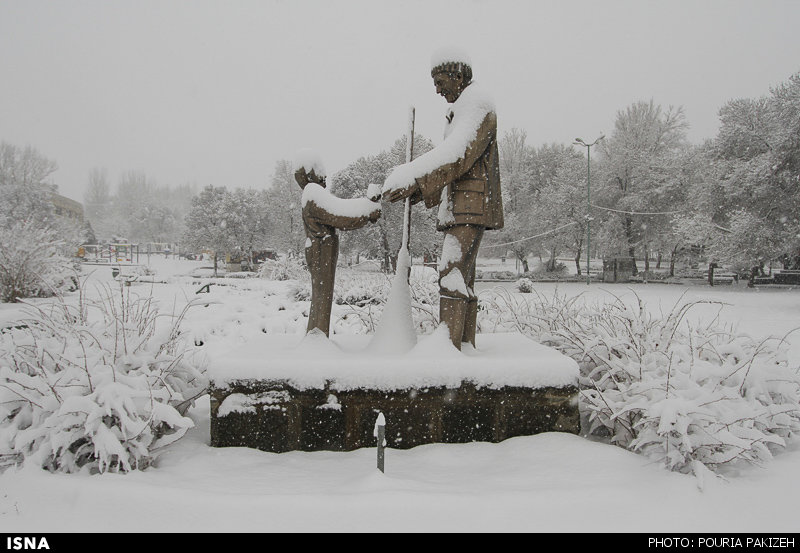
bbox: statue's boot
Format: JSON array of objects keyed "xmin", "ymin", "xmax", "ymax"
[
  {"xmin": 462, "ymin": 298, "xmax": 478, "ymax": 348},
  {"xmin": 440, "ymin": 296, "xmax": 467, "ymax": 350}
]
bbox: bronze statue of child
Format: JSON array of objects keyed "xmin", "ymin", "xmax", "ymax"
[{"xmin": 294, "ymin": 151, "xmax": 381, "ymax": 337}]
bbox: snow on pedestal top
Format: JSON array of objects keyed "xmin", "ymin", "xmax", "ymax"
[{"xmin": 208, "ymin": 329, "xmax": 579, "ymax": 391}]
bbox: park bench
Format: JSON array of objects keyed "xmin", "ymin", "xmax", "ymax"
[
  {"xmin": 712, "ymin": 272, "xmax": 737, "ymax": 285},
  {"xmin": 773, "ymin": 270, "xmax": 800, "ymax": 285}
]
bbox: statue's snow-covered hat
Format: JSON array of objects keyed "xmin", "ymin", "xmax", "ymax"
[
  {"xmin": 293, "ymin": 148, "xmax": 326, "ymax": 178},
  {"xmin": 430, "ymin": 47, "xmax": 472, "ymax": 78}
]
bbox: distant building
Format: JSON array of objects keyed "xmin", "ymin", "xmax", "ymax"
[{"xmin": 51, "ymin": 193, "xmax": 84, "ymax": 222}]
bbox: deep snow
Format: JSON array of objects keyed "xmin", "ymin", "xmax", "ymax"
[{"xmin": 1, "ymin": 257, "xmax": 799, "ymax": 532}]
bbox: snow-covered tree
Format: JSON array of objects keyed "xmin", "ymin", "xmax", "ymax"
[
  {"xmin": 596, "ymin": 100, "xmax": 690, "ymax": 273},
  {"xmin": 0, "ymin": 221, "xmax": 75, "ymax": 302},
  {"xmin": 182, "ymin": 185, "xmax": 233, "ymax": 276},
  {"xmin": 0, "ymin": 142, "xmax": 57, "ymax": 227},
  {"xmin": 533, "ymin": 151, "xmax": 593, "ymax": 274},
  {"xmin": 0, "ymin": 143, "xmax": 75, "ymax": 302},
  {"xmin": 698, "ymin": 72, "xmax": 800, "ymax": 269},
  {"xmin": 499, "ymin": 128, "xmax": 532, "ymax": 215},
  {"xmin": 224, "ymin": 188, "xmax": 272, "ymax": 267},
  {"xmin": 264, "ymin": 160, "xmax": 305, "ymax": 257},
  {"xmin": 83, "ymin": 167, "xmax": 114, "ymax": 242},
  {"xmin": 89, "ymin": 170, "xmax": 194, "ymax": 246},
  {"xmin": 487, "ymin": 142, "xmax": 581, "ymax": 272}
]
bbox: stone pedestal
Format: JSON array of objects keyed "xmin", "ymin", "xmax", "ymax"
[{"xmin": 208, "ymin": 332, "xmax": 580, "ymax": 453}]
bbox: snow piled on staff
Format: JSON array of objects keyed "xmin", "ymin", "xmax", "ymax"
[{"xmin": 367, "ymin": 245, "xmax": 417, "ymax": 354}]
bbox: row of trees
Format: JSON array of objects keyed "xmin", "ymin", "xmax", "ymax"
[
  {"xmin": 84, "ymin": 168, "xmax": 196, "ymax": 245},
  {"xmin": 5, "ymin": 69, "xmax": 789, "ymax": 291},
  {"xmin": 486, "ymin": 71, "xmax": 800, "ymax": 276},
  {"xmin": 179, "ymin": 135, "xmax": 438, "ymax": 274},
  {"xmin": 487, "ymin": 101, "xmax": 694, "ymax": 276}
]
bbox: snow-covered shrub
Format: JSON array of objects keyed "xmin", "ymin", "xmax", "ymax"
[
  {"xmin": 632, "ymin": 270, "xmax": 668, "ymax": 282},
  {"xmin": 477, "ymin": 269, "xmax": 517, "ymax": 281},
  {"xmin": 114, "ymin": 264, "xmax": 155, "ymax": 281},
  {"xmin": 335, "ymin": 272, "xmax": 388, "ymax": 306},
  {"xmin": 259, "ymin": 257, "xmax": 306, "ymax": 281},
  {"xmin": 0, "ymin": 221, "xmax": 76, "ymax": 302},
  {"xmin": 516, "ymin": 278, "xmax": 534, "ymax": 293},
  {"xmin": 334, "ymin": 267, "xmax": 440, "ymax": 332},
  {"xmin": 479, "ymin": 288, "xmax": 800, "ymax": 477},
  {"xmin": 292, "ymin": 281, "xmax": 312, "ymax": 302},
  {"xmin": 520, "ymin": 261, "xmax": 569, "ymax": 281},
  {"xmin": 0, "ymin": 282, "xmax": 207, "ymax": 473}
]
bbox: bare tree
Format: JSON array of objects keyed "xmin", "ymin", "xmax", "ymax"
[
  {"xmin": 83, "ymin": 167, "xmax": 113, "ymax": 241},
  {"xmin": 265, "ymin": 159, "xmax": 305, "ymax": 257},
  {"xmin": 499, "ymin": 128, "xmax": 529, "ymax": 215}
]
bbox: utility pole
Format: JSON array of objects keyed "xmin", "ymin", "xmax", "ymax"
[{"xmin": 573, "ymin": 135, "xmax": 605, "ymax": 284}]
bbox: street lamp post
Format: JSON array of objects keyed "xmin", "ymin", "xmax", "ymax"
[{"xmin": 573, "ymin": 135, "xmax": 605, "ymax": 285}]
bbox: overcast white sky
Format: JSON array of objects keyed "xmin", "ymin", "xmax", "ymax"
[{"xmin": 1, "ymin": 0, "xmax": 799, "ymax": 202}]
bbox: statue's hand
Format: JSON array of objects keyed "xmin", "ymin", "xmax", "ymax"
[
  {"xmin": 385, "ymin": 182, "xmax": 419, "ymax": 203},
  {"xmin": 366, "ymin": 183, "xmax": 382, "ymax": 202},
  {"xmin": 368, "ymin": 209, "xmax": 381, "ymax": 223}
]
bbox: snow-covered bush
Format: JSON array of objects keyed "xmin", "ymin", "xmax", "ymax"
[
  {"xmin": 259, "ymin": 256, "xmax": 306, "ymax": 282},
  {"xmin": 335, "ymin": 272, "xmax": 388, "ymax": 306},
  {"xmin": 0, "ymin": 221, "xmax": 76, "ymax": 302},
  {"xmin": 292, "ymin": 282, "xmax": 312, "ymax": 302},
  {"xmin": 516, "ymin": 278, "xmax": 534, "ymax": 293},
  {"xmin": 519, "ymin": 261, "xmax": 569, "ymax": 281},
  {"xmin": 479, "ymin": 288, "xmax": 800, "ymax": 477},
  {"xmin": 0, "ymin": 282, "xmax": 207, "ymax": 473}
]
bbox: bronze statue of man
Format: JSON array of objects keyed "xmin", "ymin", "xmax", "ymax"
[
  {"xmin": 295, "ymin": 155, "xmax": 381, "ymax": 337},
  {"xmin": 383, "ymin": 50, "xmax": 504, "ymax": 350}
]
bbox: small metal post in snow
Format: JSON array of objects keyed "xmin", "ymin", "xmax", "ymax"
[{"xmin": 374, "ymin": 412, "xmax": 386, "ymax": 473}]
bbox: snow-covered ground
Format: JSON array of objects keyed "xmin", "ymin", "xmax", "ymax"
[{"xmin": 1, "ymin": 257, "xmax": 799, "ymax": 532}]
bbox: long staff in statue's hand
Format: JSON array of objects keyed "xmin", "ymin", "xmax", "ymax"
[
  {"xmin": 402, "ymin": 107, "xmax": 415, "ymax": 279},
  {"xmin": 366, "ymin": 106, "xmax": 418, "ymax": 353}
]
